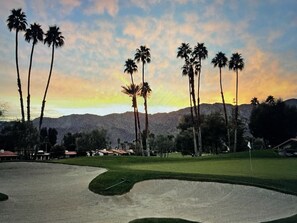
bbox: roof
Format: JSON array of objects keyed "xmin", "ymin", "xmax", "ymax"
[
  {"xmin": 0, "ymin": 150, "xmax": 18, "ymax": 157},
  {"xmin": 65, "ymin": 151, "xmax": 77, "ymax": 155},
  {"xmin": 273, "ymin": 138, "xmax": 297, "ymax": 150}
]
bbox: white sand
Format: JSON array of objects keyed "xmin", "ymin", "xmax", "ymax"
[{"xmin": 0, "ymin": 162, "xmax": 296, "ymax": 223}]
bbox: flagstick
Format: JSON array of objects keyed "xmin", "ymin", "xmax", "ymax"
[{"xmin": 249, "ymin": 148, "xmax": 253, "ymax": 172}]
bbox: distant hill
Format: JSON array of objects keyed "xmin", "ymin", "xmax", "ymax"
[
  {"xmin": 284, "ymin": 98, "xmax": 297, "ymax": 107},
  {"xmin": 31, "ymin": 102, "xmax": 253, "ymax": 145},
  {"xmin": 1, "ymin": 99, "xmax": 294, "ymax": 146}
]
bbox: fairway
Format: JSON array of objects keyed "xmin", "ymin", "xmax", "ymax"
[{"xmin": 56, "ymin": 150, "xmax": 297, "ymax": 195}]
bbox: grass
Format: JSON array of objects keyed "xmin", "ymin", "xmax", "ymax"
[
  {"xmin": 0, "ymin": 192, "xmax": 8, "ymax": 201},
  {"xmin": 53, "ymin": 150, "xmax": 297, "ymax": 223},
  {"xmin": 54, "ymin": 150, "xmax": 297, "ymax": 196}
]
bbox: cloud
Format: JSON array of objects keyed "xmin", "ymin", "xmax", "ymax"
[
  {"xmin": 59, "ymin": 0, "xmax": 81, "ymax": 15},
  {"xmin": 84, "ymin": 0, "xmax": 119, "ymax": 17}
]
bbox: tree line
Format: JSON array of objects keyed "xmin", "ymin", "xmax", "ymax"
[
  {"xmin": 7, "ymin": 9, "xmax": 64, "ymax": 129},
  {"xmin": 6, "ymin": 8, "xmax": 64, "ymax": 158},
  {"xmin": 122, "ymin": 46, "xmax": 152, "ymax": 156}
]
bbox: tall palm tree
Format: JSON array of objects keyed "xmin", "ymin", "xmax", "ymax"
[
  {"xmin": 39, "ymin": 26, "xmax": 64, "ymax": 131},
  {"xmin": 211, "ymin": 52, "xmax": 230, "ymax": 149},
  {"xmin": 229, "ymin": 52, "xmax": 244, "ymax": 152},
  {"xmin": 7, "ymin": 8, "xmax": 27, "ymax": 122},
  {"xmin": 177, "ymin": 43, "xmax": 198, "ymax": 156},
  {"xmin": 124, "ymin": 59, "xmax": 139, "ymax": 148},
  {"xmin": 134, "ymin": 45, "xmax": 151, "ymax": 155},
  {"xmin": 121, "ymin": 84, "xmax": 143, "ymax": 155},
  {"xmin": 25, "ymin": 23, "xmax": 44, "ymax": 122},
  {"xmin": 192, "ymin": 42, "xmax": 208, "ymax": 156},
  {"xmin": 124, "ymin": 58, "xmax": 138, "ymax": 85}
]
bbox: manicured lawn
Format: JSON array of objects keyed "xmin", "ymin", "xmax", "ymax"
[
  {"xmin": 0, "ymin": 192, "xmax": 8, "ymax": 201},
  {"xmin": 54, "ymin": 150, "xmax": 297, "ymax": 196}
]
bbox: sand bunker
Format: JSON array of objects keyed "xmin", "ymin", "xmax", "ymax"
[{"xmin": 0, "ymin": 162, "xmax": 296, "ymax": 223}]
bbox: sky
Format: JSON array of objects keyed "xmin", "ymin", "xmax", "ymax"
[{"xmin": 0, "ymin": 0, "xmax": 297, "ymax": 120}]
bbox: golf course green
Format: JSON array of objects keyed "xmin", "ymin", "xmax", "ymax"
[{"xmin": 54, "ymin": 149, "xmax": 297, "ymax": 223}]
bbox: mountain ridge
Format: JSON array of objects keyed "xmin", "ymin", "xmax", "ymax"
[{"xmin": 26, "ymin": 98, "xmax": 297, "ymax": 145}]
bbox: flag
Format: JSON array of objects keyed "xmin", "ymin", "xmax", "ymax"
[{"xmin": 247, "ymin": 141, "xmax": 251, "ymax": 150}]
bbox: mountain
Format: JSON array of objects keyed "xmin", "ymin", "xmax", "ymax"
[
  {"xmin": 32, "ymin": 102, "xmax": 253, "ymax": 145},
  {"xmin": 2, "ymin": 99, "xmax": 296, "ymax": 146}
]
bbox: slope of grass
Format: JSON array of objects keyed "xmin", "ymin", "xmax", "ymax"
[{"xmin": 54, "ymin": 150, "xmax": 297, "ymax": 196}]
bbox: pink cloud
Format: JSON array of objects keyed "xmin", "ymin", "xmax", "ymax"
[{"xmin": 84, "ymin": 0, "xmax": 119, "ymax": 17}]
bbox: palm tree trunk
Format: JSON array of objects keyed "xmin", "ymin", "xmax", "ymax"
[
  {"xmin": 234, "ymin": 69, "xmax": 239, "ymax": 152},
  {"xmin": 130, "ymin": 74, "xmax": 134, "ymax": 85},
  {"xmin": 144, "ymin": 96, "xmax": 150, "ymax": 156},
  {"xmin": 15, "ymin": 30, "xmax": 25, "ymax": 122},
  {"xmin": 132, "ymin": 96, "xmax": 138, "ymax": 148},
  {"xmin": 189, "ymin": 79, "xmax": 198, "ymax": 156},
  {"xmin": 136, "ymin": 107, "xmax": 143, "ymax": 156},
  {"xmin": 219, "ymin": 67, "xmax": 230, "ymax": 150},
  {"xmin": 27, "ymin": 43, "xmax": 35, "ymax": 122},
  {"xmin": 197, "ymin": 63, "xmax": 202, "ymax": 156},
  {"xmin": 39, "ymin": 44, "xmax": 55, "ymax": 131},
  {"xmin": 141, "ymin": 61, "xmax": 149, "ymax": 155}
]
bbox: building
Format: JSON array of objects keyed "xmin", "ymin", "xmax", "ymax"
[
  {"xmin": 0, "ymin": 150, "xmax": 18, "ymax": 161},
  {"xmin": 273, "ymin": 138, "xmax": 297, "ymax": 157}
]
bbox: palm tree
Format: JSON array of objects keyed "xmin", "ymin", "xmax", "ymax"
[
  {"xmin": 251, "ymin": 97, "xmax": 259, "ymax": 106},
  {"xmin": 134, "ymin": 45, "xmax": 151, "ymax": 155},
  {"xmin": 177, "ymin": 43, "xmax": 198, "ymax": 156},
  {"xmin": 192, "ymin": 42, "xmax": 208, "ymax": 156},
  {"xmin": 124, "ymin": 58, "xmax": 138, "ymax": 85},
  {"xmin": 7, "ymin": 8, "xmax": 27, "ymax": 122},
  {"xmin": 121, "ymin": 84, "xmax": 143, "ymax": 155},
  {"xmin": 39, "ymin": 26, "xmax": 64, "ymax": 131},
  {"xmin": 124, "ymin": 59, "xmax": 139, "ymax": 148},
  {"xmin": 229, "ymin": 52, "xmax": 244, "ymax": 152},
  {"xmin": 25, "ymin": 23, "xmax": 44, "ymax": 122},
  {"xmin": 211, "ymin": 51, "xmax": 230, "ymax": 149}
]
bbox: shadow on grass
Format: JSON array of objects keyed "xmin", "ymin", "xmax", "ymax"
[{"xmin": 263, "ymin": 214, "xmax": 297, "ymax": 223}]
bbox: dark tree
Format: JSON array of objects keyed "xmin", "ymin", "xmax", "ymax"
[
  {"xmin": 122, "ymin": 83, "xmax": 142, "ymax": 154},
  {"xmin": 76, "ymin": 129, "xmax": 108, "ymax": 155},
  {"xmin": 134, "ymin": 45, "xmax": 151, "ymax": 156},
  {"xmin": 154, "ymin": 134, "xmax": 175, "ymax": 157},
  {"xmin": 0, "ymin": 121, "xmax": 38, "ymax": 158},
  {"xmin": 177, "ymin": 43, "xmax": 198, "ymax": 156},
  {"xmin": 201, "ymin": 112, "xmax": 226, "ymax": 154},
  {"xmin": 211, "ymin": 51, "xmax": 230, "ymax": 149},
  {"xmin": 25, "ymin": 23, "xmax": 44, "ymax": 121},
  {"xmin": 249, "ymin": 97, "xmax": 297, "ymax": 147},
  {"xmin": 39, "ymin": 26, "xmax": 64, "ymax": 131},
  {"xmin": 7, "ymin": 8, "xmax": 27, "ymax": 122},
  {"xmin": 175, "ymin": 114, "xmax": 197, "ymax": 156},
  {"xmin": 229, "ymin": 52, "xmax": 244, "ymax": 152},
  {"xmin": 63, "ymin": 132, "xmax": 82, "ymax": 151},
  {"xmin": 124, "ymin": 59, "xmax": 139, "ymax": 148},
  {"xmin": 48, "ymin": 128, "xmax": 58, "ymax": 147},
  {"xmin": 192, "ymin": 42, "xmax": 208, "ymax": 155},
  {"xmin": 251, "ymin": 97, "xmax": 260, "ymax": 106}
]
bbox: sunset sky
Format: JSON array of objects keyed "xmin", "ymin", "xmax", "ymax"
[{"xmin": 1, "ymin": 0, "xmax": 296, "ymax": 120}]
